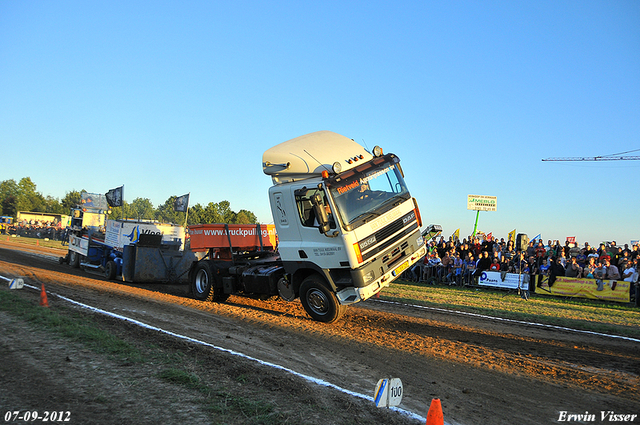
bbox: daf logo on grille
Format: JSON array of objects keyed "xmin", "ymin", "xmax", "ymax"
[
  {"xmin": 359, "ymin": 235, "xmax": 377, "ymax": 250},
  {"xmin": 402, "ymin": 211, "xmax": 415, "ymax": 224}
]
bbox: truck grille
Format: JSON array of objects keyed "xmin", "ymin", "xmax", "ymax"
[{"xmin": 359, "ymin": 211, "xmax": 418, "ymax": 262}]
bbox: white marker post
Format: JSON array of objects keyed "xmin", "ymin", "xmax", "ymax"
[
  {"xmin": 374, "ymin": 378, "xmax": 403, "ymax": 408},
  {"xmin": 8, "ymin": 278, "xmax": 24, "ymax": 289}
]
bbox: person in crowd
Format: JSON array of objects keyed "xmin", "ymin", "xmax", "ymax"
[
  {"xmin": 472, "ymin": 251, "xmax": 491, "ymax": 283},
  {"xmin": 593, "ymin": 260, "xmax": 608, "ymax": 291},
  {"xmin": 624, "ymin": 258, "xmax": 638, "ymax": 299},
  {"xmin": 436, "ymin": 239, "xmax": 447, "ymax": 259},
  {"xmin": 554, "ymin": 249, "xmax": 566, "ymax": 267},
  {"xmin": 480, "ymin": 237, "xmax": 490, "ymax": 254},
  {"xmin": 594, "ymin": 261, "xmax": 607, "ymax": 280},
  {"xmin": 604, "ymin": 259, "xmax": 620, "ymax": 280},
  {"xmin": 500, "ymin": 255, "xmax": 512, "ymax": 272},
  {"xmin": 565, "ymin": 256, "xmax": 582, "ymax": 278},
  {"xmin": 506, "ymin": 239, "xmax": 515, "ymax": 251},
  {"xmin": 527, "ymin": 256, "xmax": 538, "ymax": 276},
  {"xmin": 476, "ymin": 251, "xmax": 492, "ymax": 273},
  {"xmin": 441, "ymin": 249, "xmax": 454, "ymax": 282},
  {"xmin": 598, "ymin": 243, "xmax": 611, "ymax": 263},
  {"xmin": 575, "ymin": 248, "xmax": 586, "ymax": 267},
  {"xmin": 489, "ymin": 257, "xmax": 500, "ymax": 271},
  {"xmin": 422, "ymin": 250, "xmax": 442, "ymax": 282},
  {"xmin": 464, "ymin": 253, "xmax": 476, "ymax": 284},
  {"xmin": 470, "ymin": 238, "xmax": 482, "ymax": 257},
  {"xmin": 610, "ymin": 246, "xmax": 622, "ymax": 268},
  {"xmin": 587, "ymin": 248, "xmax": 599, "ymax": 260},
  {"xmin": 502, "ymin": 242, "xmax": 516, "ymax": 263},
  {"xmin": 533, "ymin": 241, "xmax": 545, "ymax": 266},
  {"xmin": 526, "ymin": 241, "xmax": 536, "ymax": 259},
  {"xmin": 453, "ymin": 252, "xmax": 465, "ymax": 283},
  {"xmin": 538, "ymin": 258, "xmax": 550, "ymax": 276},
  {"xmin": 441, "ymin": 250, "xmax": 453, "ymax": 270},
  {"xmin": 512, "ymin": 252, "xmax": 528, "ymax": 274},
  {"xmin": 569, "ymin": 242, "xmax": 581, "ymax": 260},
  {"xmin": 458, "ymin": 243, "xmax": 470, "ymax": 261},
  {"xmin": 622, "ymin": 261, "xmax": 636, "ymax": 283},
  {"xmin": 583, "ymin": 257, "xmax": 597, "ymax": 279},
  {"xmin": 618, "ymin": 250, "xmax": 631, "ymax": 272},
  {"xmin": 544, "ymin": 242, "xmax": 554, "ymax": 261},
  {"xmin": 547, "ymin": 256, "xmax": 566, "ymax": 287},
  {"xmin": 492, "ymin": 243, "xmax": 502, "ymax": 262}
]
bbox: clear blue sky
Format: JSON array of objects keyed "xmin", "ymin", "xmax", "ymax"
[{"xmin": 1, "ymin": 1, "xmax": 638, "ymax": 246}]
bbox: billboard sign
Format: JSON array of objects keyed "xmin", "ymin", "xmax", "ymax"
[{"xmin": 467, "ymin": 195, "xmax": 497, "ymax": 211}]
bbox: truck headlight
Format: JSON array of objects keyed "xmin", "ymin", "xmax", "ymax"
[{"xmin": 363, "ymin": 270, "xmax": 375, "ymax": 283}]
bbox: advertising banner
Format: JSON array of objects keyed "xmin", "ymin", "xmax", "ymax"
[
  {"xmin": 189, "ymin": 224, "xmax": 277, "ymax": 252},
  {"xmin": 536, "ymin": 276, "xmax": 630, "ymax": 303},
  {"xmin": 478, "ymin": 271, "xmax": 527, "ymax": 290},
  {"xmin": 105, "ymin": 220, "xmax": 185, "ymax": 250},
  {"xmin": 467, "ymin": 195, "xmax": 497, "ymax": 211}
]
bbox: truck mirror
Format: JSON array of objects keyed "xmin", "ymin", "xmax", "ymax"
[{"xmin": 310, "ymin": 193, "xmax": 331, "ymax": 234}]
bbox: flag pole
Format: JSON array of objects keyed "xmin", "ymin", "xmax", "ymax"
[{"xmin": 471, "ymin": 210, "xmax": 480, "ymax": 238}]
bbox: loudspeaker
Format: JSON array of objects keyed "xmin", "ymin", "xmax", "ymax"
[{"xmin": 516, "ymin": 233, "xmax": 529, "ymax": 252}]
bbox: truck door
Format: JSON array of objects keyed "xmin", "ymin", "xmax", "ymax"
[{"xmin": 293, "ymin": 186, "xmax": 346, "ymax": 269}]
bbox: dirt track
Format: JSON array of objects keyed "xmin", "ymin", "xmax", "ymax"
[{"xmin": 1, "ymin": 239, "xmax": 639, "ymax": 424}]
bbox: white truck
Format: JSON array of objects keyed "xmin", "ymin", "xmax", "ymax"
[{"xmin": 189, "ymin": 130, "xmax": 427, "ymax": 322}]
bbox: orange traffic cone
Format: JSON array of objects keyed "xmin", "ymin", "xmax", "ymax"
[
  {"xmin": 426, "ymin": 398, "xmax": 443, "ymax": 425},
  {"xmin": 40, "ymin": 284, "xmax": 49, "ymax": 307},
  {"xmin": 36, "ymin": 240, "xmax": 39, "ymax": 246}
]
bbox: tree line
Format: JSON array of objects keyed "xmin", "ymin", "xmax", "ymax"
[{"xmin": 0, "ymin": 177, "xmax": 258, "ymax": 225}]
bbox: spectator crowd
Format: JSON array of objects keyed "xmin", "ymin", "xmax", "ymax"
[
  {"xmin": 1, "ymin": 220, "xmax": 68, "ymax": 242},
  {"xmin": 409, "ymin": 236, "xmax": 639, "ymax": 299}
]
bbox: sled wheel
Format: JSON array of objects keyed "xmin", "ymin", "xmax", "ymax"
[{"xmin": 104, "ymin": 260, "xmax": 117, "ymax": 280}]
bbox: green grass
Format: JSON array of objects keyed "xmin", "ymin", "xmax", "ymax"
[
  {"xmin": 2, "ymin": 234, "xmax": 67, "ymax": 250},
  {"xmin": 0, "ymin": 289, "xmax": 281, "ymax": 424},
  {"xmin": 0, "ymin": 289, "xmax": 144, "ymax": 361},
  {"xmin": 384, "ymin": 279, "xmax": 640, "ymax": 338}
]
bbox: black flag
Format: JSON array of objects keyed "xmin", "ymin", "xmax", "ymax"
[
  {"xmin": 105, "ymin": 186, "xmax": 124, "ymax": 208},
  {"xmin": 174, "ymin": 193, "xmax": 189, "ymax": 212}
]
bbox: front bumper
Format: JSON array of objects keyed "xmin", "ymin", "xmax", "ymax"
[{"xmin": 336, "ymin": 243, "xmax": 427, "ymax": 305}]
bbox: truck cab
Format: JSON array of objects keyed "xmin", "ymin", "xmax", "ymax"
[
  {"xmin": 263, "ymin": 131, "xmax": 427, "ymax": 322},
  {"xmin": 66, "ymin": 192, "xmax": 110, "ymax": 267}
]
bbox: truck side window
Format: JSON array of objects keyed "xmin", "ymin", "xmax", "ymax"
[{"xmin": 295, "ymin": 189, "xmax": 335, "ymax": 229}]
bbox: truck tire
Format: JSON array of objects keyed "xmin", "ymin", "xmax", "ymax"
[
  {"xmin": 104, "ymin": 261, "xmax": 117, "ymax": 280},
  {"xmin": 191, "ymin": 262, "xmax": 229, "ymax": 302},
  {"xmin": 299, "ymin": 274, "xmax": 346, "ymax": 323},
  {"xmin": 69, "ymin": 251, "xmax": 80, "ymax": 268}
]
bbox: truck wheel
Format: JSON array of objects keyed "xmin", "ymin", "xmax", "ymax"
[
  {"xmin": 191, "ymin": 262, "xmax": 229, "ymax": 302},
  {"xmin": 300, "ymin": 275, "xmax": 346, "ymax": 323},
  {"xmin": 69, "ymin": 251, "xmax": 80, "ymax": 268},
  {"xmin": 104, "ymin": 261, "xmax": 117, "ymax": 280}
]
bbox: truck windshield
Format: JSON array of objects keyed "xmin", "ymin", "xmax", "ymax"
[{"xmin": 326, "ymin": 154, "xmax": 411, "ymax": 231}]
